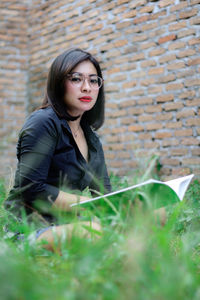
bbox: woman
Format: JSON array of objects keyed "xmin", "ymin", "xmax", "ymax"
[{"xmin": 6, "ymin": 48, "xmax": 111, "ymax": 250}]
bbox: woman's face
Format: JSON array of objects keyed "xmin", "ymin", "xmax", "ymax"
[{"xmin": 64, "ymin": 60, "xmax": 100, "ymax": 117}]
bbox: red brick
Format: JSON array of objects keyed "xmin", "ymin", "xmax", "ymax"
[
  {"xmin": 165, "ymin": 103, "xmax": 184, "ymax": 113},
  {"xmin": 169, "ymin": 21, "xmax": 187, "ymax": 31},
  {"xmin": 128, "ymin": 125, "xmax": 144, "ymax": 132},
  {"xmin": 122, "ymin": 10, "xmax": 137, "ymax": 19},
  {"xmin": 174, "ymin": 129, "xmax": 193, "ymax": 137},
  {"xmin": 166, "ymin": 83, "xmax": 184, "ymax": 91},
  {"xmin": 132, "ymin": 34, "xmax": 148, "ymax": 42},
  {"xmin": 167, "ymin": 61, "xmax": 185, "ymax": 70},
  {"xmin": 156, "ymin": 113, "xmax": 173, "ymax": 121},
  {"xmin": 140, "ymin": 59, "xmax": 157, "ymax": 67},
  {"xmin": 170, "ymin": 1, "xmax": 188, "ymax": 12},
  {"xmin": 186, "ymin": 118, "xmax": 200, "ymax": 126},
  {"xmin": 188, "ymin": 38, "xmax": 200, "ymax": 46},
  {"xmin": 131, "ymin": 53, "xmax": 145, "ymax": 61},
  {"xmin": 190, "ymin": 0, "xmax": 200, "ymax": 5},
  {"xmin": 183, "ymin": 158, "xmax": 200, "ymax": 165},
  {"xmin": 171, "ymin": 148, "xmax": 188, "ymax": 156},
  {"xmin": 121, "ymin": 117, "xmax": 136, "ymax": 125},
  {"xmin": 109, "ymin": 109, "xmax": 127, "ymax": 118},
  {"xmin": 146, "ymin": 123, "xmax": 163, "ymax": 131},
  {"xmin": 157, "ymin": 74, "xmax": 175, "ymax": 84},
  {"xmin": 185, "ymin": 79, "xmax": 200, "ymax": 87},
  {"xmin": 148, "ymin": 86, "xmax": 163, "ymax": 94},
  {"xmin": 168, "ymin": 41, "xmax": 186, "ymax": 50},
  {"xmin": 165, "ymin": 122, "xmax": 183, "ymax": 129},
  {"xmin": 111, "ymin": 127, "xmax": 126, "ymax": 134},
  {"xmin": 138, "ymin": 133, "xmax": 152, "ymax": 140},
  {"xmin": 176, "ymin": 109, "xmax": 195, "ymax": 119},
  {"xmin": 129, "ymin": 0, "xmax": 147, "ymax": 9},
  {"xmin": 116, "ymin": 21, "xmax": 132, "ymax": 29},
  {"xmin": 148, "ymin": 67, "xmax": 164, "ymax": 75},
  {"xmin": 156, "ymin": 94, "xmax": 174, "ymax": 103},
  {"xmin": 134, "ymin": 15, "xmax": 149, "ymax": 24},
  {"xmin": 159, "ymin": 54, "xmax": 176, "ymax": 64},
  {"xmin": 140, "ymin": 78, "xmax": 156, "ymax": 86},
  {"xmin": 160, "ymin": 15, "xmax": 177, "ymax": 25},
  {"xmin": 139, "ymin": 5, "xmax": 154, "ymax": 13},
  {"xmin": 150, "ymin": 11, "xmax": 166, "ymax": 20},
  {"xmin": 161, "ymin": 158, "xmax": 180, "ymax": 166},
  {"xmin": 158, "ymin": 34, "xmax": 177, "ymax": 44},
  {"xmin": 145, "ymin": 105, "xmax": 162, "ymax": 113},
  {"xmin": 129, "ymin": 107, "xmax": 144, "ymax": 115},
  {"xmin": 190, "ymin": 16, "xmax": 200, "ymax": 25},
  {"xmin": 177, "ymin": 49, "xmax": 196, "ymax": 58},
  {"xmin": 109, "ymin": 161, "xmax": 124, "ymax": 168},
  {"xmin": 178, "ymin": 29, "xmax": 196, "ymax": 38},
  {"xmin": 141, "ymin": 22, "xmax": 157, "ymax": 32},
  {"xmin": 177, "ymin": 69, "xmax": 195, "ymax": 79},
  {"xmin": 186, "ymin": 99, "xmax": 200, "ymax": 107},
  {"xmin": 119, "ymin": 100, "xmax": 136, "ymax": 108},
  {"xmin": 117, "ymin": 151, "xmax": 131, "ymax": 159},
  {"xmin": 171, "ymin": 168, "xmax": 191, "ymax": 176},
  {"xmin": 138, "ymin": 97, "xmax": 153, "ymax": 105},
  {"xmin": 144, "ymin": 141, "xmax": 160, "ymax": 149},
  {"xmin": 179, "ymin": 90, "xmax": 196, "ymax": 99},
  {"xmin": 138, "ymin": 114, "xmax": 154, "ymax": 122},
  {"xmin": 122, "ymin": 81, "xmax": 137, "ymax": 89},
  {"xmin": 131, "ymin": 89, "xmax": 145, "ymax": 96},
  {"xmin": 181, "ymin": 138, "xmax": 199, "ymax": 145},
  {"xmin": 159, "ymin": 0, "xmax": 174, "ymax": 7},
  {"xmin": 155, "ymin": 132, "xmax": 172, "ymax": 139},
  {"xmin": 162, "ymin": 139, "xmax": 179, "ymax": 147},
  {"xmin": 188, "ymin": 58, "xmax": 200, "ymax": 66},
  {"xmin": 192, "ymin": 148, "xmax": 200, "ymax": 156},
  {"xmin": 180, "ymin": 8, "xmax": 198, "ymax": 19},
  {"xmin": 149, "ymin": 48, "xmax": 166, "ymax": 57}
]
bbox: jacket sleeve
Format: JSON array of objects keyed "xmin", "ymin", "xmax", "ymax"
[{"xmin": 16, "ymin": 111, "xmax": 59, "ymax": 208}]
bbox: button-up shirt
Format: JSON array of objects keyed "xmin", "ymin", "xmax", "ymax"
[{"xmin": 8, "ymin": 106, "xmax": 111, "ymax": 216}]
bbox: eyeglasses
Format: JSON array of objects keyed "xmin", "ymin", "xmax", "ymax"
[{"xmin": 66, "ymin": 72, "xmax": 103, "ymax": 89}]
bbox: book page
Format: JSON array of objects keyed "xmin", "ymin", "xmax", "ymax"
[{"xmin": 70, "ymin": 174, "xmax": 194, "ymax": 207}]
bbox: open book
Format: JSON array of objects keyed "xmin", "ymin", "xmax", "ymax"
[{"xmin": 71, "ymin": 174, "xmax": 194, "ymax": 209}]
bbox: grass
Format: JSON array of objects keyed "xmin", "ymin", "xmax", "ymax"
[{"xmin": 0, "ymin": 171, "xmax": 200, "ymax": 300}]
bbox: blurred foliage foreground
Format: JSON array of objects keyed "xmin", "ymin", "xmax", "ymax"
[{"xmin": 0, "ymin": 162, "xmax": 200, "ymax": 300}]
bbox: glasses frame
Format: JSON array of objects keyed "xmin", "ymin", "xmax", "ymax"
[{"xmin": 66, "ymin": 72, "xmax": 104, "ymax": 90}]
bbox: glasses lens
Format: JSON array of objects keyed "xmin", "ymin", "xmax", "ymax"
[
  {"xmin": 68, "ymin": 73, "xmax": 103, "ymax": 89},
  {"xmin": 90, "ymin": 75, "xmax": 102, "ymax": 88}
]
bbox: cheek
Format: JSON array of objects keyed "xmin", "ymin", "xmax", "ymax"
[
  {"xmin": 65, "ymin": 82, "xmax": 76, "ymax": 98},
  {"xmin": 92, "ymin": 89, "xmax": 99, "ymax": 100}
]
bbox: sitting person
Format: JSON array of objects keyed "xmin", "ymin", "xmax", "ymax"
[{"xmin": 6, "ymin": 48, "xmax": 111, "ymax": 251}]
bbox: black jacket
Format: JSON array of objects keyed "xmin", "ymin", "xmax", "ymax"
[{"xmin": 7, "ymin": 106, "xmax": 111, "ymax": 216}]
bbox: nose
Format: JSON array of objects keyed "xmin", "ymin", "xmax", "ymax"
[{"xmin": 81, "ymin": 77, "xmax": 91, "ymax": 93}]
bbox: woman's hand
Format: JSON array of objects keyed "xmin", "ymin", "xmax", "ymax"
[{"xmin": 53, "ymin": 190, "xmax": 90, "ymax": 211}]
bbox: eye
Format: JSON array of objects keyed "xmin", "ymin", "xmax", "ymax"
[
  {"xmin": 71, "ymin": 76, "xmax": 82, "ymax": 83},
  {"xmin": 90, "ymin": 77, "xmax": 98, "ymax": 85}
]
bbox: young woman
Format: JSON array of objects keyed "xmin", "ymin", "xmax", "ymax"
[{"xmin": 6, "ymin": 48, "xmax": 111, "ymax": 250}]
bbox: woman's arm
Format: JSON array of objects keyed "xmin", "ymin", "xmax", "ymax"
[{"xmin": 53, "ymin": 191, "xmax": 90, "ymax": 211}]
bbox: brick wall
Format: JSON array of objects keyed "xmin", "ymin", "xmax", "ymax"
[
  {"xmin": 0, "ymin": 0, "xmax": 28, "ymax": 180},
  {"xmin": 1, "ymin": 0, "xmax": 200, "ymax": 180}
]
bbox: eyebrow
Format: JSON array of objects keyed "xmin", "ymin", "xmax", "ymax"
[{"xmin": 72, "ymin": 72, "xmax": 98, "ymax": 76}]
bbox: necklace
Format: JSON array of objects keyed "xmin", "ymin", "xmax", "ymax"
[{"xmin": 71, "ymin": 125, "xmax": 80, "ymax": 138}]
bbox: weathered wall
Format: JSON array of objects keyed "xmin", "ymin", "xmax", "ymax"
[
  {"xmin": 1, "ymin": 0, "xmax": 200, "ymax": 180},
  {"xmin": 0, "ymin": 0, "xmax": 28, "ymax": 180}
]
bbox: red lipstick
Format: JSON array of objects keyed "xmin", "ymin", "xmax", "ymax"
[{"xmin": 79, "ymin": 96, "xmax": 92, "ymax": 102}]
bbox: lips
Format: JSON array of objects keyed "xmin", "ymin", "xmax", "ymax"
[{"xmin": 79, "ymin": 96, "xmax": 92, "ymax": 102}]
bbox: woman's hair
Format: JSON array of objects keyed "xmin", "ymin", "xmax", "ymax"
[{"xmin": 42, "ymin": 48, "xmax": 105, "ymax": 130}]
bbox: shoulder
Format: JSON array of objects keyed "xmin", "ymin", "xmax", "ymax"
[{"xmin": 21, "ymin": 107, "xmax": 61, "ymax": 137}]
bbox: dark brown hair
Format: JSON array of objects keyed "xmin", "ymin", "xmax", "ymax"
[{"xmin": 42, "ymin": 48, "xmax": 105, "ymax": 130}]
